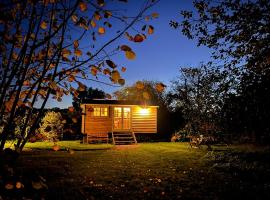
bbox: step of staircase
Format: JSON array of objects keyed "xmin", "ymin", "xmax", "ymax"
[{"xmin": 112, "ymin": 131, "xmax": 137, "ymax": 145}]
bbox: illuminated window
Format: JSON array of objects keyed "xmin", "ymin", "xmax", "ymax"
[{"xmin": 93, "ymin": 107, "xmax": 108, "ymax": 117}]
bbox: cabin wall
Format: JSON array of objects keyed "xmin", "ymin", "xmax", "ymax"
[
  {"xmin": 84, "ymin": 105, "xmax": 112, "ymax": 134},
  {"xmin": 81, "ymin": 104, "xmax": 158, "ymax": 134},
  {"xmin": 132, "ymin": 106, "xmax": 157, "ymax": 133}
]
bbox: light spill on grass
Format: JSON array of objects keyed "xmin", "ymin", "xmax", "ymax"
[{"xmin": 5, "ymin": 140, "xmax": 113, "ymax": 150}]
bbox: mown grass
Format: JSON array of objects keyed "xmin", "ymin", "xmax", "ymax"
[
  {"xmin": 5, "ymin": 140, "xmax": 113, "ymax": 150},
  {"xmin": 4, "ymin": 142, "xmax": 270, "ymax": 199}
]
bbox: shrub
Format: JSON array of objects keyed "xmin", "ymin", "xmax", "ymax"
[{"xmin": 38, "ymin": 111, "xmax": 64, "ymax": 142}]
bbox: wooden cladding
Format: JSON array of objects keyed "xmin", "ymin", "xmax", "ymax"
[
  {"xmin": 81, "ymin": 104, "xmax": 158, "ymax": 135},
  {"xmin": 132, "ymin": 107, "xmax": 157, "ymax": 133}
]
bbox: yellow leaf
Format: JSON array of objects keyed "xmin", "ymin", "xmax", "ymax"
[
  {"xmin": 71, "ymin": 15, "xmax": 78, "ymax": 23},
  {"xmin": 90, "ymin": 20, "xmax": 96, "ymax": 28},
  {"xmin": 98, "ymin": 27, "xmax": 105, "ymax": 34},
  {"xmin": 79, "ymin": 2, "xmax": 87, "ymax": 12},
  {"xmin": 136, "ymin": 81, "xmax": 144, "ymax": 90},
  {"xmin": 62, "ymin": 49, "xmax": 71, "ymax": 57},
  {"xmin": 49, "ymin": 81, "xmax": 57, "ymax": 90},
  {"xmin": 40, "ymin": 21, "xmax": 47, "ymax": 29},
  {"xmin": 111, "ymin": 70, "xmax": 120, "ymax": 82},
  {"xmin": 152, "ymin": 12, "xmax": 159, "ymax": 18},
  {"xmin": 73, "ymin": 40, "xmax": 79, "ymax": 49},
  {"xmin": 148, "ymin": 25, "xmax": 154, "ymax": 34},
  {"xmin": 125, "ymin": 50, "xmax": 136, "ymax": 60},
  {"xmin": 74, "ymin": 49, "xmax": 82, "ymax": 57},
  {"xmin": 143, "ymin": 91, "xmax": 150, "ymax": 100}
]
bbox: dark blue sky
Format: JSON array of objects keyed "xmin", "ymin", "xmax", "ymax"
[{"xmin": 46, "ymin": 0, "xmax": 212, "ymax": 108}]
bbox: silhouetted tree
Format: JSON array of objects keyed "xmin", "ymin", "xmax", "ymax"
[{"xmin": 172, "ymin": 0, "xmax": 270, "ymax": 142}]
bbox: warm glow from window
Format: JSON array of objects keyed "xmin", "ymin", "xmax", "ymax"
[
  {"xmin": 93, "ymin": 107, "xmax": 108, "ymax": 117},
  {"xmin": 139, "ymin": 108, "xmax": 149, "ymax": 115}
]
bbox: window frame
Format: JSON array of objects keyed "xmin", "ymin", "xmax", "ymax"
[{"xmin": 93, "ymin": 106, "xmax": 109, "ymax": 117}]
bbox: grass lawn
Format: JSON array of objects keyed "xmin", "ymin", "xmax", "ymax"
[{"xmin": 3, "ymin": 142, "xmax": 270, "ymax": 199}]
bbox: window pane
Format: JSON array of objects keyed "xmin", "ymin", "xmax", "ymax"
[
  {"xmin": 101, "ymin": 107, "xmax": 108, "ymax": 116},
  {"xmin": 93, "ymin": 107, "xmax": 100, "ymax": 116},
  {"xmin": 123, "ymin": 108, "xmax": 130, "ymax": 118}
]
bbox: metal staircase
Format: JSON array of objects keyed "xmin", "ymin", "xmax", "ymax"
[{"xmin": 112, "ymin": 131, "xmax": 137, "ymax": 145}]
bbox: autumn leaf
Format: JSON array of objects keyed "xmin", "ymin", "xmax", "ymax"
[
  {"xmin": 118, "ymin": 78, "xmax": 125, "ymax": 86},
  {"xmin": 73, "ymin": 40, "xmax": 79, "ymax": 49},
  {"xmin": 78, "ymin": 82, "xmax": 86, "ymax": 91},
  {"xmin": 23, "ymin": 80, "xmax": 31, "ymax": 86},
  {"xmin": 15, "ymin": 182, "xmax": 24, "ymax": 189},
  {"xmin": 97, "ymin": 0, "xmax": 105, "ymax": 6},
  {"xmin": 94, "ymin": 11, "xmax": 102, "ymax": 20},
  {"xmin": 91, "ymin": 66, "xmax": 98, "ymax": 76},
  {"xmin": 120, "ymin": 45, "xmax": 132, "ymax": 51},
  {"xmin": 52, "ymin": 144, "xmax": 60, "ymax": 151},
  {"xmin": 134, "ymin": 34, "xmax": 144, "ymax": 42},
  {"xmin": 67, "ymin": 148, "xmax": 75, "ymax": 154},
  {"xmin": 40, "ymin": 21, "xmax": 47, "ymax": 29},
  {"xmin": 74, "ymin": 49, "xmax": 82, "ymax": 57},
  {"xmin": 143, "ymin": 91, "xmax": 150, "ymax": 100},
  {"xmin": 104, "ymin": 10, "xmax": 112, "ymax": 18},
  {"xmin": 125, "ymin": 50, "xmax": 136, "ymax": 60},
  {"xmin": 111, "ymin": 70, "xmax": 120, "ymax": 82},
  {"xmin": 62, "ymin": 49, "xmax": 71, "ymax": 57},
  {"xmin": 79, "ymin": 2, "xmax": 87, "ymax": 12},
  {"xmin": 90, "ymin": 20, "xmax": 96, "ymax": 28},
  {"xmin": 148, "ymin": 25, "xmax": 154, "ymax": 34},
  {"xmin": 136, "ymin": 81, "xmax": 144, "ymax": 89},
  {"xmin": 103, "ymin": 68, "xmax": 111, "ymax": 75},
  {"xmin": 106, "ymin": 60, "xmax": 116, "ymax": 69},
  {"xmin": 155, "ymin": 82, "xmax": 166, "ymax": 92},
  {"xmin": 68, "ymin": 75, "xmax": 76, "ymax": 82},
  {"xmin": 98, "ymin": 27, "xmax": 105, "ymax": 34},
  {"xmin": 68, "ymin": 106, "xmax": 75, "ymax": 112},
  {"xmin": 152, "ymin": 12, "xmax": 159, "ymax": 18},
  {"xmin": 49, "ymin": 81, "xmax": 57, "ymax": 90},
  {"xmin": 121, "ymin": 67, "xmax": 126, "ymax": 72},
  {"xmin": 71, "ymin": 15, "xmax": 78, "ymax": 23},
  {"xmin": 124, "ymin": 32, "xmax": 133, "ymax": 41},
  {"xmin": 72, "ymin": 117, "xmax": 78, "ymax": 123},
  {"xmin": 104, "ymin": 21, "xmax": 112, "ymax": 28}
]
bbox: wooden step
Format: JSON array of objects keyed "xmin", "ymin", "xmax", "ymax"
[{"xmin": 112, "ymin": 131, "xmax": 137, "ymax": 145}]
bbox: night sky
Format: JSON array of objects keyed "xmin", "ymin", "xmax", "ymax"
[{"xmin": 46, "ymin": 0, "xmax": 212, "ymax": 108}]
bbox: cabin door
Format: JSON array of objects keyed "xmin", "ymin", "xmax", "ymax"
[{"xmin": 113, "ymin": 107, "xmax": 131, "ymax": 130}]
